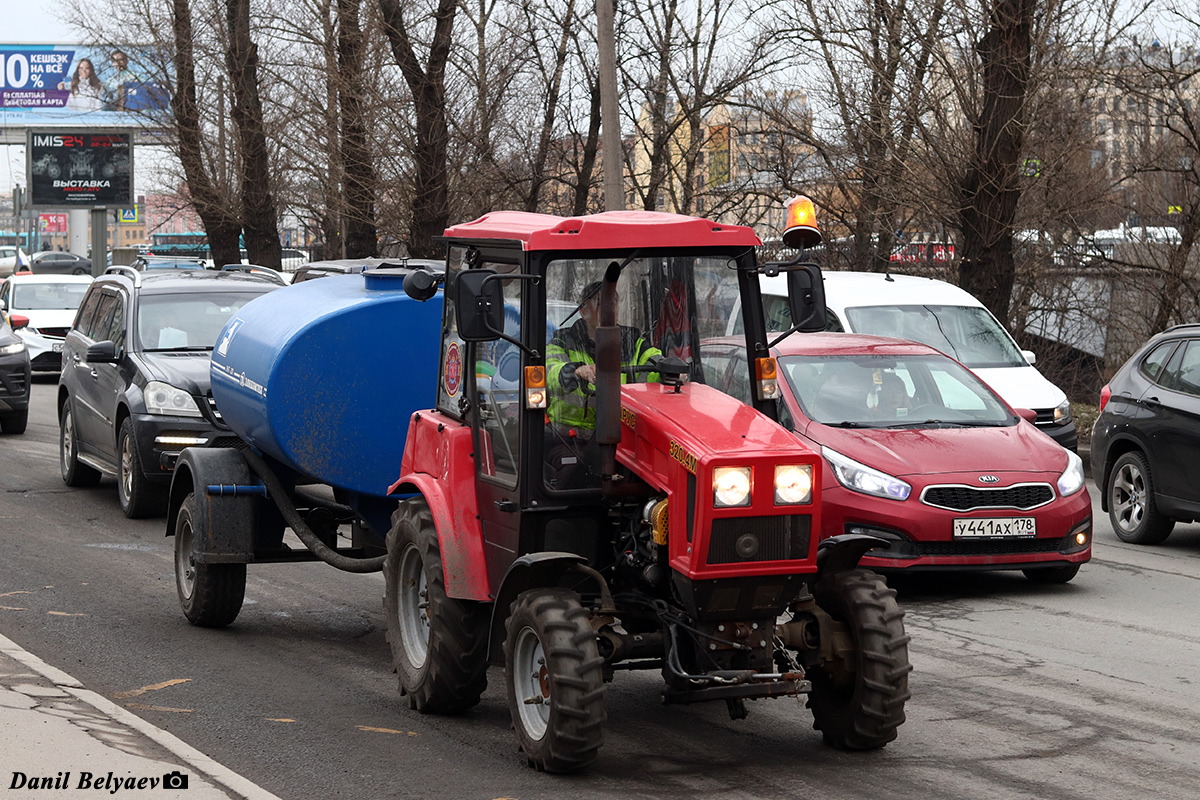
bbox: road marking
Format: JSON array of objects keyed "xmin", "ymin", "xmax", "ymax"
[
  {"xmin": 47, "ymin": 611, "xmax": 86, "ymax": 616},
  {"xmin": 114, "ymin": 678, "xmax": 192, "ymax": 699},
  {"xmin": 266, "ymin": 718, "xmax": 295, "ymax": 723},
  {"xmin": 356, "ymin": 725, "xmax": 418, "ymax": 735},
  {"xmin": 125, "ymin": 703, "xmax": 194, "ymax": 713},
  {"xmin": 0, "ymin": 590, "xmax": 32, "ymax": 597},
  {"xmin": 1, "ymin": 606, "xmax": 29, "ymax": 611}
]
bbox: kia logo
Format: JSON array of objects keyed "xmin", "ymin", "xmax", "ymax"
[{"xmin": 979, "ymin": 475, "xmax": 1000, "ymax": 483}]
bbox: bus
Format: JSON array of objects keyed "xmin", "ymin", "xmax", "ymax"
[{"xmin": 149, "ymin": 232, "xmax": 208, "ymax": 256}]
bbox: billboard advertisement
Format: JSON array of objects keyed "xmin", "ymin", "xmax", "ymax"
[
  {"xmin": 27, "ymin": 131, "xmax": 134, "ymax": 208},
  {"xmin": 0, "ymin": 44, "xmax": 168, "ymax": 127},
  {"xmin": 38, "ymin": 212, "xmax": 67, "ymax": 232}
]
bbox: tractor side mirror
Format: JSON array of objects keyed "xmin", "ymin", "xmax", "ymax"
[
  {"xmin": 454, "ymin": 269, "xmax": 504, "ymax": 342},
  {"xmin": 786, "ymin": 263, "xmax": 827, "ymax": 333}
]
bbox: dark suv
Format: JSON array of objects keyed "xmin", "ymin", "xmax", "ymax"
[
  {"xmin": 57, "ymin": 267, "xmax": 280, "ymax": 517},
  {"xmin": 1092, "ymin": 323, "xmax": 1200, "ymax": 544}
]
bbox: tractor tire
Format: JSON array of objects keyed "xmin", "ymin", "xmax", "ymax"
[
  {"xmin": 0, "ymin": 409, "xmax": 27, "ymax": 434},
  {"xmin": 383, "ymin": 499, "xmax": 489, "ymax": 713},
  {"xmin": 1022, "ymin": 563, "xmax": 1081, "ymax": 584},
  {"xmin": 60, "ymin": 402, "xmax": 101, "ymax": 487},
  {"xmin": 117, "ymin": 418, "xmax": 167, "ymax": 518},
  {"xmin": 503, "ymin": 589, "xmax": 606, "ymax": 773},
  {"xmin": 1107, "ymin": 451, "xmax": 1174, "ymax": 544},
  {"xmin": 174, "ymin": 492, "xmax": 246, "ymax": 627},
  {"xmin": 807, "ymin": 569, "xmax": 911, "ymax": 750}
]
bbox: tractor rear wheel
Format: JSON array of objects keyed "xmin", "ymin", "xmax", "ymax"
[
  {"xmin": 504, "ymin": 589, "xmax": 606, "ymax": 773},
  {"xmin": 807, "ymin": 569, "xmax": 911, "ymax": 750},
  {"xmin": 174, "ymin": 492, "xmax": 246, "ymax": 627},
  {"xmin": 383, "ymin": 499, "xmax": 488, "ymax": 713}
]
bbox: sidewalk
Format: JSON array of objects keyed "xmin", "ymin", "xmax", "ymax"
[{"xmin": 0, "ymin": 633, "xmax": 280, "ymax": 800}]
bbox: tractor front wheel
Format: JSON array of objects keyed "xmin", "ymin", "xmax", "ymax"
[
  {"xmin": 383, "ymin": 499, "xmax": 488, "ymax": 713},
  {"xmin": 807, "ymin": 569, "xmax": 911, "ymax": 750},
  {"xmin": 504, "ymin": 589, "xmax": 606, "ymax": 773}
]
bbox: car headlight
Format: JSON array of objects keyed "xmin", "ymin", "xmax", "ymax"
[
  {"xmin": 1053, "ymin": 399, "xmax": 1072, "ymax": 425},
  {"xmin": 144, "ymin": 381, "xmax": 202, "ymax": 417},
  {"xmin": 0, "ymin": 340, "xmax": 26, "ymax": 356},
  {"xmin": 1057, "ymin": 449, "xmax": 1085, "ymax": 496},
  {"xmin": 713, "ymin": 466, "xmax": 752, "ymax": 508},
  {"xmin": 822, "ymin": 446, "xmax": 911, "ymax": 501},
  {"xmin": 774, "ymin": 464, "xmax": 813, "ymax": 505}
]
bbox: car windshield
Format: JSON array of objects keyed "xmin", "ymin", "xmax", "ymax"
[
  {"xmin": 12, "ymin": 283, "xmax": 90, "ymax": 310},
  {"xmin": 137, "ymin": 291, "xmax": 270, "ymax": 351},
  {"xmin": 843, "ymin": 304, "xmax": 1026, "ymax": 368},
  {"xmin": 780, "ymin": 353, "xmax": 1014, "ymax": 428}
]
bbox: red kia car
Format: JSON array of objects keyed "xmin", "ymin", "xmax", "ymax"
[{"xmin": 703, "ymin": 333, "xmax": 1092, "ymax": 582}]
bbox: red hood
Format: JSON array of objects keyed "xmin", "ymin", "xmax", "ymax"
[{"xmin": 804, "ymin": 420, "xmax": 1068, "ymax": 478}]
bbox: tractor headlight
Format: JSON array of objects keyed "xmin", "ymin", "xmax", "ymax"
[
  {"xmin": 822, "ymin": 446, "xmax": 911, "ymax": 501},
  {"xmin": 713, "ymin": 467, "xmax": 752, "ymax": 508},
  {"xmin": 774, "ymin": 465, "xmax": 813, "ymax": 505},
  {"xmin": 1057, "ymin": 449, "xmax": 1085, "ymax": 496},
  {"xmin": 144, "ymin": 381, "xmax": 202, "ymax": 417}
]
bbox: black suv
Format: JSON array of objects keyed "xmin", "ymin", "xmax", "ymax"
[
  {"xmin": 1092, "ymin": 323, "xmax": 1200, "ymax": 544},
  {"xmin": 57, "ymin": 267, "xmax": 280, "ymax": 517},
  {"xmin": 0, "ymin": 314, "xmax": 30, "ymax": 434}
]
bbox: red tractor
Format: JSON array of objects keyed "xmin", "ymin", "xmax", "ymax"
[{"xmin": 385, "ymin": 201, "xmax": 911, "ymax": 771}]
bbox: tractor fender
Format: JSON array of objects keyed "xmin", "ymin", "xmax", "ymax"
[
  {"xmin": 167, "ymin": 447, "xmax": 258, "ymax": 564},
  {"xmin": 487, "ymin": 552, "xmax": 588, "ymax": 664},
  {"xmin": 393, "ymin": 472, "xmax": 490, "ymax": 602},
  {"xmin": 815, "ymin": 533, "xmax": 888, "ymax": 582}
]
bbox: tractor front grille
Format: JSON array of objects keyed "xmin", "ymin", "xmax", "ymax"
[
  {"xmin": 921, "ymin": 483, "xmax": 1054, "ymax": 512},
  {"xmin": 708, "ymin": 515, "xmax": 811, "ymax": 564}
]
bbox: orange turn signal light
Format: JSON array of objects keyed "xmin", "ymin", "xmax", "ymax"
[{"xmin": 525, "ymin": 366, "xmax": 546, "ymax": 387}]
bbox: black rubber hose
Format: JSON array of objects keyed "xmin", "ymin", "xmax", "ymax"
[{"xmin": 242, "ymin": 448, "xmax": 387, "ymax": 574}]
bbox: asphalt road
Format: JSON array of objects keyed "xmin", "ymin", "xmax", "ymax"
[{"xmin": 2, "ymin": 376, "xmax": 1199, "ymax": 799}]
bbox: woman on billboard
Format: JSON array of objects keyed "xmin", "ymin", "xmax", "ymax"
[{"xmin": 58, "ymin": 58, "xmax": 104, "ymax": 112}]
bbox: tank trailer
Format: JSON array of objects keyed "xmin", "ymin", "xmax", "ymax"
[{"xmin": 168, "ymin": 200, "xmax": 911, "ymax": 772}]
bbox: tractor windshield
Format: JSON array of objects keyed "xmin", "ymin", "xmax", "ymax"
[
  {"xmin": 542, "ymin": 253, "xmax": 744, "ymax": 491},
  {"xmin": 544, "ymin": 253, "xmax": 743, "ymax": 382}
]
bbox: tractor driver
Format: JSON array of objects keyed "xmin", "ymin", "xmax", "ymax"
[{"xmin": 544, "ymin": 281, "xmax": 662, "ymax": 488}]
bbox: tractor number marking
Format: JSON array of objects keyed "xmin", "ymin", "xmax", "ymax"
[{"xmin": 669, "ymin": 440, "xmax": 697, "ymax": 474}]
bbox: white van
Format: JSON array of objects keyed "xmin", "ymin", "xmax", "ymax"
[{"xmin": 745, "ymin": 271, "xmax": 1077, "ymax": 450}]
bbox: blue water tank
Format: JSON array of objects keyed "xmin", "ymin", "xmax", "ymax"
[{"xmin": 211, "ymin": 271, "xmax": 443, "ymax": 497}]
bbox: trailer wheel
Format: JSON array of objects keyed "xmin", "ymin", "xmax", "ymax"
[
  {"xmin": 60, "ymin": 402, "xmax": 101, "ymax": 487},
  {"xmin": 175, "ymin": 492, "xmax": 246, "ymax": 627},
  {"xmin": 807, "ymin": 569, "xmax": 911, "ymax": 750},
  {"xmin": 383, "ymin": 499, "xmax": 488, "ymax": 713},
  {"xmin": 117, "ymin": 418, "xmax": 167, "ymax": 518},
  {"xmin": 504, "ymin": 589, "xmax": 606, "ymax": 773}
]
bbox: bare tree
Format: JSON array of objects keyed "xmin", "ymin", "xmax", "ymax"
[
  {"xmin": 338, "ymin": 0, "xmax": 378, "ymax": 257},
  {"xmin": 379, "ymin": 0, "xmax": 457, "ymax": 257}
]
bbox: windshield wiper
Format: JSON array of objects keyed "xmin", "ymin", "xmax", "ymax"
[{"xmin": 826, "ymin": 420, "xmax": 869, "ymax": 428}]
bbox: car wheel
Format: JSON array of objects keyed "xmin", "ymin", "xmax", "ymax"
[
  {"xmin": 1107, "ymin": 451, "xmax": 1174, "ymax": 545},
  {"xmin": 0, "ymin": 409, "xmax": 27, "ymax": 435},
  {"xmin": 72, "ymin": 267, "xmax": 88, "ymax": 275},
  {"xmin": 175, "ymin": 492, "xmax": 246, "ymax": 627},
  {"xmin": 60, "ymin": 402, "xmax": 101, "ymax": 487},
  {"xmin": 117, "ymin": 418, "xmax": 167, "ymax": 518},
  {"xmin": 1022, "ymin": 563, "xmax": 1081, "ymax": 583}
]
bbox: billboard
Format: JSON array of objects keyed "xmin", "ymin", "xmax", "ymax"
[
  {"xmin": 0, "ymin": 44, "xmax": 168, "ymax": 128},
  {"xmin": 38, "ymin": 212, "xmax": 67, "ymax": 233},
  {"xmin": 27, "ymin": 131, "xmax": 134, "ymax": 208}
]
